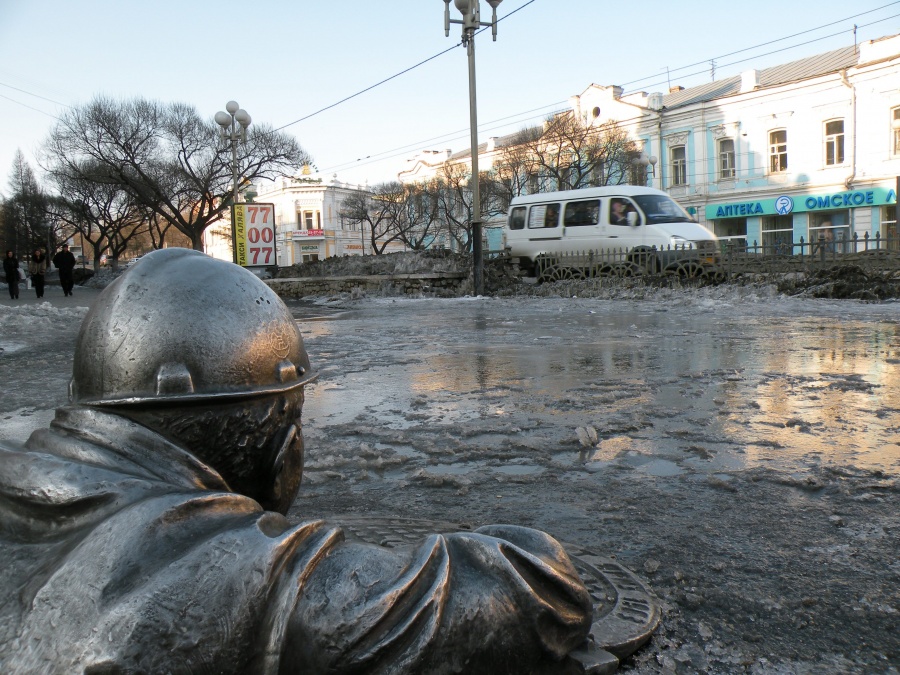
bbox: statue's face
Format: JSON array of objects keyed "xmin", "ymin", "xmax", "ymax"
[
  {"xmin": 259, "ymin": 401, "xmax": 306, "ymax": 514},
  {"xmin": 122, "ymin": 388, "xmax": 306, "ymax": 514}
]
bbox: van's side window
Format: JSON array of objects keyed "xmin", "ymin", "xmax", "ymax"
[
  {"xmin": 509, "ymin": 207, "xmax": 526, "ymax": 230},
  {"xmin": 527, "ymin": 203, "xmax": 561, "ymax": 229},
  {"xmin": 564, "ymin": 200, "xmax": 600, "ymax": 227},
  {"xmin": 610, "ymin": 198, "xmax": 641, "ymax": 226}
]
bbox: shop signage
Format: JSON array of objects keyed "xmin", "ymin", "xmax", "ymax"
[
  {"xmin": 706, "ymin": 187, "xmax": 896, "ymax": 220},
  {"xmin": 292, "ymin": 229, "xmax": 324, "ymax": 238},
  {"xmin": 300, "ymin": 244, "xmax": 319, "ymax": 252},
  {"xmin": 232, "ymin": 203, "xmax": 276, "ymax": 267}
]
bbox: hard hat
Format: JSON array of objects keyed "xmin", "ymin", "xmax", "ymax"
[{"xmin": 70, "ymin": 248, "xmax": 315, "ymax": 406}]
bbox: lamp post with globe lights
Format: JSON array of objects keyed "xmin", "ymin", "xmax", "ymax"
[
  {"xmin": 215, "ymin": 101, "xmax": 251, "ymax": 264},
  {"xmin": 633, "ymin": 153, "xmax": 658, "ymax": 188},
  {"xmin": 442, "ymin": 0, "xmax": 501, "ymax": 296}
]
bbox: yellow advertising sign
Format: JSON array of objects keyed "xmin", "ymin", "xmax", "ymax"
[
  {"xmin": 232, "ymin": 203, "xmax": 276, "ymax": 266},
  {"xmin": 233, "ymin": 205, "xmax": 247, "ymax": 266}
]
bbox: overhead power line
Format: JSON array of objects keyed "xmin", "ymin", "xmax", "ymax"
[
  {"xmin": 620, "ymin": 0, "xmax": 900, "ymax": 88},
  {"xmin": 316, "ymin": 5, "xmax": 900, "ymax": 177},
  {"xmin": 0, "ymin": 93, "xmax": 62, "ymax": 120},
  {"xmin": 269, "ymin": 0, "xmax": 538, "ymax": 135}
]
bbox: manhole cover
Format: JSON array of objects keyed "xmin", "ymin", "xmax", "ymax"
[{"xmin": 335, "ymin": 516, "xmax": 661, "ymax": 674}]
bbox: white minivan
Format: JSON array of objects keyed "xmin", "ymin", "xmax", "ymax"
[{"xmin": 503, "ymin": 186, "xmax": 718, "ymax": 276}]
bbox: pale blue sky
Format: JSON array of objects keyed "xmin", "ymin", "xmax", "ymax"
[{"xmin": 1, "ymin": 0, "xmax": 898, "ymax": 194}]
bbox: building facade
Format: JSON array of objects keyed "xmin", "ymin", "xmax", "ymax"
[
  {"xmin": 613, "ymin": 34, "xmax": 900, "ymax": 252},
  {"xmin": 203, "ymin": 173, "xmax": 408, "ymax": 267},
  {"xmin": 254, "ymin": 175, "xmax": 370, "ymax": 266},
  {"xmin": 398, "ymin": 34, "xmax": 900, "ymax": 254}
]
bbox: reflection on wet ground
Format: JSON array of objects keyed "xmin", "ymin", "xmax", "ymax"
[{"xmin": 294, "ymin": 297, "xmax": 900, "ymax": 483}]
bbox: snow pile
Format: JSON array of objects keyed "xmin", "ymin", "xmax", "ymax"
[
  {"xmin": 277, "ymin": 250, "xmax": 471, "ymax": 279},
  {"xmin": 0, "ymin": 303, "xmax": 89, "ymax": 330}
]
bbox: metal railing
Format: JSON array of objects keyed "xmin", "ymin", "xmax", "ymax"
[{"xmin": 501, "ymin": 231, "xmax": 900, "ymax": 283}]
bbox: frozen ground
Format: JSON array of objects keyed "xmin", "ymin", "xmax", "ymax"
[{"xmin": 1, "ymin": 284, "xmax": 898, "ymax": 674}]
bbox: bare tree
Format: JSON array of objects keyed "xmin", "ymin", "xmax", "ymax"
[
  {"xmin": 2, "ymin": 151, "xmax": 51, "ymax": 256},
  {"xmin": 491, "ymin": 116, "xmax": 639, "ymax": 197},
  {"xmin": 143, "ymin": 207, "xmax": 182, "ymax": 251},
  {"xmin": 42, "ymin": 97, "xmax": 310, "ymax": 252},
  {"xmin": 45, "ymin": 197, "xmax": 105, "ymax": 271},
  {"xmin": 427, "ymin": 163, "xmax": 497, "ymax": 252},
  {"xmin": 398, "ymin": 183, "xmax": 441, "ymax": 251},
  {"xmin": 486, "ymin": 128, "xmax": 542, "ymax": 217},
  {"xmin": 46, "ymin": 161, "xmax": 147, "ymax": 270},
  {"xmin": 339, "ymin": 182, "xmax": 414, "ymax": 254}
]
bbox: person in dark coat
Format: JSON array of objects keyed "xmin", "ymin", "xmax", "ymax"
[
  {"xmin": 52, "ymin": 244, "xmax": 77, "ymax": 296},
  {"xmin": 27, "ymin": 249, "xmax": 47, "ymax": 299},
  {"xmin": 0, "ymin": 249, "xmax": 593, "ymax": 674},
  {"xmin": 3, "ymin": 250, "xmax": 19, "ymax": 299}
]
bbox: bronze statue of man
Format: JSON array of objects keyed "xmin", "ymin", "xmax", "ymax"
[{"xmin": 0, "ymin": 249, "xmax": 593, "ymax": 673}]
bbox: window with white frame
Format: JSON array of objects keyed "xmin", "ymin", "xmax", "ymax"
[
  {"xmin": 713, "ymin": 218, "xmax": 747, "ymax": 250},
  {"xmin": 824, "ymin": 119, "xmax": 845, "ymax": 165},
  {"xmin": 761, "ymin": 215, "xmax": 793, "ymax": 253},
  {"xmin": 769, "ymin": 130, "xmax": 788, "ymax": 173},
  {"xmin": 670, "ymin": 146, "xmax": 687, "ymax": 186},
  {"xmin": 883, "ymin": 206, "xmax": 897, "ymax": 251},
  {"xmin": 893, "ymin": 108, "xmax": 900, "ymax": 155},
  {"xmin": 718, "ymin": 138, "xmax": 735, "ymax": 179}
]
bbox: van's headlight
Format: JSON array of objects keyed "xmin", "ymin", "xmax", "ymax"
[{"xmin": 670, "ymin": 235, "xmax": 687, "ymax": 246}]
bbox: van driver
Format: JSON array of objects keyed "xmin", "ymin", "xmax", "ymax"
[{"xmin": 611, "ymin": 199, "xmax": 629, "ymax": 224}]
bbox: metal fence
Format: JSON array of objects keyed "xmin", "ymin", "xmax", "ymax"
[{"xmin": 495, "ymin": 231, "xmax": 900, "ymax": 283}]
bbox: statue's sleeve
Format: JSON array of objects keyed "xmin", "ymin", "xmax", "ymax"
[{"xmin": 281, "ymin": 524, "xmax": 593, "ymax": 674}]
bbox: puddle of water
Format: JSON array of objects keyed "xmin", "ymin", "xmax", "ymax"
[
  {"xmin": 0, "ymin": 341, "xmax": 26, "ymax": 354},
  {"xmin": 491, "ymin": 464, "xmax": 543, "ymax": 476},
  {"xmin": 374, "ymin": 442, "xmax": 425, "ymax": 460},
  {"xmin": 300, "ymin": 300, "xmax": 900, "ymax": 477},
  {"xmin": 632, "ymin": 459, "xmax": 685, "ymax": 477},
  {"xmin": 427, "ymin": 463, "xmax": 481, "ymax": 476}
]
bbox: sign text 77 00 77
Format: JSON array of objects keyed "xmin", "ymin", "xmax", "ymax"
[{"xmin": 233, "ymin": 204, "xmax": 276, "ymax": 267}]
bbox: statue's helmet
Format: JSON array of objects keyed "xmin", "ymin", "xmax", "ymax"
[{"xmin": 70, "ymin": 248, "xmax": 314, "ymax": 406}]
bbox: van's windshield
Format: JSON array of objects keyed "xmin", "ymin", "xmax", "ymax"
[{"xmin": 633, "ymin": 194, "xmax": 694, "ymax": 223}]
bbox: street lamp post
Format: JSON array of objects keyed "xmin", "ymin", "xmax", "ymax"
[
  {"xmin": 443, "ymin": 0, "xmax": 501, "ymax": 297},
  {"xmin": 215, "ymin": 101, "xmax": 252, "ymax": 264},
  {"xmin": 633, "ymin": 153, "xmax": 658, "ymax": 188}
]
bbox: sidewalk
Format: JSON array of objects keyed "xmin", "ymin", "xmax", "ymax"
[{"xmin": 0, "ymin": 284, "xmax": 101, "ymax": 309}]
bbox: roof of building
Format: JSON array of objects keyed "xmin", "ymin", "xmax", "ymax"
[
  {"xmin": 405, "ymin": 35, "xmax": 897, "ymax": 169},
  {"xmin": 662, "ymin": 44, "xmax": 860, "ymax": 109}
]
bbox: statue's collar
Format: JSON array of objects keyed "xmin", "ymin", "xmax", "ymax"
[{"xmin": 31, "ymin": 405, "xmax": 231, "ymax": 493}]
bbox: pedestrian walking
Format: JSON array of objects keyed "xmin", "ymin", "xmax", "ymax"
[
  {"xmin": 3, "ymin": 250, "xmax": 20, "ymax": 299},
  {"xmin": 53, "ymin": 243, "xmax": 77, "ymax": 296},
  {"xmin": 29, "ymin": 249, "xmax": 47, "ymax": 299}
]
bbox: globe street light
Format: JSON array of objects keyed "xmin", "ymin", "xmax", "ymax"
[
  {"xmin": 633, "ymin": 153, "xmax": 658, "ymax": 188},
  {"xmin": 443, "ymin": 0, "xmax": 502, "ymax": 296},
  {"xmin": 215, "ymin": 101, "xmax": 252, "ymax": 264}
]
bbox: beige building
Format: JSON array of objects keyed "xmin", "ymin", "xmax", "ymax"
[{"xmin": 203, "ymin": 171, "xmax": 407, "ymax": 266}]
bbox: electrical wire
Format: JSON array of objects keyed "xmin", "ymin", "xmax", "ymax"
[
  {"xmin": 269, "ymin": 0, "xmax": 538, "ymax": 135},
  {"xmin": 1, "ymin": 0, "xmax": 896, "ymax": 184},
  {"xmin": 0, "ymin": 93, "xmax": 62, "ymax": 120},
  {"xmin": 320, "ymin": 101, "xmax": 568, "ymax": 174},
  {"xmin": 309, "ymin": 5, "xmax": 900, "ymax": 180},
  {"xmin": 0, "ymin": 82, "xmax": 71, "ymax": 109},
  {"xmin": 624, "ymin": 12, "xmax": 900, "ymax": 98},
  {"xmin": 620, "ymin": 1, "xmax": 900, "ymax": 88}
]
